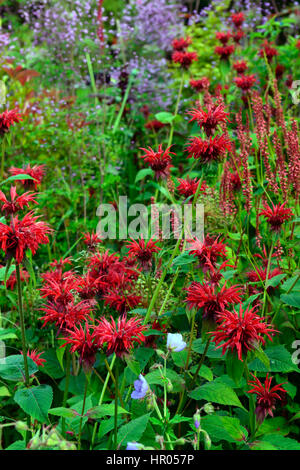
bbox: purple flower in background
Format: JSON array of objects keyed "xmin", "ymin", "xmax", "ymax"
[
  {"xmin": 131, "ymin": 374, "xmax": 149, "ymax": 399},
  {"xmin": 126, "ymin": 441, "xmax": 144, "ymax": 450},
  {"xmin": 167, "ymin": 333, "xmax": 186, "ymax": 352}
]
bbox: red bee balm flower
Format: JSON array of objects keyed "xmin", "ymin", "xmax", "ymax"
[
  {"xmin": 177, "ymin": 177, "xmax": 207, "ymax": 200},
  {"xmin": 187, "ymin": 104, "xmax": 230, "ymax": 136},
  {"xmin": 172, "ymin": 37, "xmax": 192, "ymax": 51},
  {"xmin": 126, "ymin": 237, "xmax": 160, "ymax": 270},
  {"xmin": 216, "ymin": 32, "xmax": 231, "ymax": 45},
  {"xmin": 92, "ymin": 316, "xmax": 146, "ymax": 358},
  {"xmin": 234, "ymin": 74, "xmax": 256, "ymax": 91},
  {"xmin": 83, "ymin": 232, "xmax": 102, "ymax": 251},
  {"xmin": 186, "ymin": 134, "xmax": 231, "ymax": 163},
  {"xmin": 259, "ymin": 41, "xmax": 278, "ymax": 62},
  {"xmin": 0, "ymin": 186, "xmax": 37, "ymax": 215},
  {"xmin": 21, "ymin": 349, "xmax": 46, "ymax": 367},
  {"xmin": 140, "ymin": 144, "xmax": 174, "ymax": 179},
  {"xmin": 232, "ymin": 30, "xmax": 245, "ymax": 44},
  {"xmin": 259, "ymin": 201, "xmax": 294, "ymax": 232},
  {"xmin": 233, "ymin": 60, "xmax": 248, "ymax": 74},
  {"xmin": 61, "ymin": 323, "xmax": 98, "ymax": 369},
  {"xmin": 231, "ymin": 12, "xmax": 245, "ymax": 28},
  {"xmin": 9, "ymin": 164, "xmax": 45, "ymax": 190},
  {"xmin": 187, "ymin": 234, "xmax": 227, "ymax": 271},
  {"xmin": 185, "ymin": 282, "xmax": 242, "ymax": 321},
  {"xmin": 0, "ymin": 108, "xmax": 22, "ymax": 135},
  {"xmin": 172, "ymin": 51, "xmax": 197, "ymax": 69},
  {"xmin": 190, "ymin": 77, "xmax": 210, "ymax": 92},
  {"xmin": 0, "ymin": 211, "xmax": 52, "ymax": 264},
  {"xmin": 215, "ymin": 45, "xmax": 235, "ymax": 60},
  {"xmin": 209, "ymin": 304, "xmax": 277, "ymax": 361},
  {"xmin": 247, "ymin": 373, "xmax": 287, "ymax": 423},
  {"xmin": 145, "ymin": 120, "xmax": 165, "ymax": 132}
]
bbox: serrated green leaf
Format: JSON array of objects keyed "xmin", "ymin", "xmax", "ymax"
[{"xmin": 14, "ymin": 385, "xmax": 53, "ymax": 423}]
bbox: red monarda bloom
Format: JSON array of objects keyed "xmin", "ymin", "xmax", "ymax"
[
  {"xmin": 0, "ymin": 186, "xmax": 37, "ymax": 215},
  {"xmin": 104, "ymin": 289, "xmax": 141, "ymax": 314},
  {"xmin": 140, "ymin": 144, "xmax": 174, "ymax": 179},
  {"xmin": 215, "ymin": 45, "xmax": 235, "ymax": 60},
  {"xmin": 3, "ymin": 266, "xmax": 29, "ymax": 289},
  {"xmin": 188, "ymin": 234, "xmax": 227, "ymax": 271},
  {"xmin": 246, "ymin": 267, "xmax": 283, "ymax": 294},
  {"xmin": 216, "ymin": 31, "xmax": 231, "ymax": 45},
  {"xmin": 61, "ymin": 323, "xmax": 98, "ymax": 369},
  {"xmin": 231, "ymin": 12, "xmax": 245, "ymax": 28},
  {"xmin": 209, "ymin": 304, "xmax": 277, "ymax": 361},
  {"xmin": 259, "ymin": 201, "xmax": 294, "ymax": 232},
  {"xmin": 185, "ymin": 282, "xmax": 242, "ymax": 321},
  {"xmin": 190, "ymin": 77, "xmax": 210, "ymax": 92},
  {"xmin": 172, "ymin": 37, "xmax": 192, "ymax": 51},
  {"xmin": 232, "ymin": 30, "xmax": 245, "ymax": 44},
  {"xmin": 0, "ymin": 211, "xmax": 51, "ymax": 264},
  {"xmin": 92, "ymin": 315, "xmax": 146, "ymax": 358},
  {"xmin": 275, "ymin": 64, "xmax": 285, "ymax": 79},
  {"xmin": 145, "ymin": 120, "xmax": 165, "ymax": 132},
  {"xmin": 9, "ymin": 164, "xmax": 45, "ymax": 190},
  {"xmin": 40, "ymin": 299, "xmax": 92, "ymax": 330},
  {"xmin": 186, "ymin": 134, "xmax": 231, "ymax": 163},
  {"xmin": 40, "ymin": 275, "xmax": 79, "ymax": 305},
  {"xmin": 258, "ymin": 40, "xmax": 278, "ymax": 62},
  {"xmin": 126, "ymin": 237, "xmax": 160, "ymax": 270},
  {"xmin": 234, "ymin": 74, "xmax": 256, "ymax": 91},
  {"xmin": 83, "ymin": 232, "xmax": 102, "ymax": 251},
  {"xmin": 247, "ymin": 373, "xmax": 287, "ymax": 423},
  {"xmin": 21, "ymin": 349, "xmax": 46, "ymax": 367},
  {"xmin": 0, "ymin": 108, "xmax": 22, "ymax": 135},
  {"xmin": 172, "ymin": 51, "xmax": 197, "ymax": 69},
  {"xmin": 233, "ymin": 60, "xmax": 248, "ymax": 74},
  {"xmin": 187, "ymin": 104, "xmax": 230, "ymax": 136},
  {"xmin": 49, "ymin": 257, "xmax": 73, "ymax": 271},
  {"xmin": 177, "ymin": 177, "xmax": 207, "ymax": 200},
  {"xmin": 297, "ymin": 39, "xmax": 300, "ymax": 50}
]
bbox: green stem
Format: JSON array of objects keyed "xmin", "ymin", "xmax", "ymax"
[
  {"xmin": 168, "ymin": 72, "xmax": 184, "ymax": 148},
  {"xmin": 1, "ymin": 138, "xmax": 5, "ymax": 180},
  {"xmin": 78, "ymin": 375, "xmax": 89, "ymax": 450}
]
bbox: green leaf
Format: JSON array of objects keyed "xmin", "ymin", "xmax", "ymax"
[
  {"xmin": 14, "ymin": 385, "xmax": 53, "ymax": 423},
  {"xmin": 261, "ymin": 434, "xmax": 300, "ymax": 450},
  {"xmin": 280, "ymin": 292, "xmax": 300, "ymax": 309},
  {"xmin": 266, "ymin": 274, "xmax": 286, "ymax": 288},
  {"xmin": 42, "ymin": 349, "xmax": 64, "ymax": 379},
  {"xmin": 117, "ymin": 414, "xmax": 151, "ymax": 446},
  {"xmin": 192, "ymin": 339, "xmax": 226, "ymax": 359},
  {"xmin": 126, "ymin": 358, "xmax": 140, "ymax": 376},
  {"xmin": 135, "ymin": 168, "xmax": 154, "ymax": 183},
  {"xmin": 145, "ymin": 368, "xmax": 184, "ymax": 392},
  {"xmin": 248, "ymin": 345, "xmax": 299, "ymax": 373},
  {"xmin": 253, "ymin": 346, "xmax": 270, "ymax": 370},
  {"xmin": 0, "ymin": 174, "xmax": 34, "ymax": 186},
  {"xmin": 0, "ymin": 328, "xmax": 17, "ymax": 341},
  {"xmin": 226, "ymin": 353, "xmax": 245, "ymax": 385},
  {"xmin": 172, "ymin": 253, "xmax": 194, "ymax": 267},
  {"xmin": 0, "ymin": 355, "xmax": 38, "ymax": 382},
  {"xmin": 202, "ymin": 415, "xmax": 248, "ymax": 443},
  {"xmin": 154, "ymin": 111, "xmax": 174, "ymax": 124},
  {"xmin": 85, "ymin": 404, "xmax": 129, "ymax": 418},
  {"xmin": 189, "ymin": 379, "xmax": 245, "ymax": 409},
  {"xmin": 0, "ymin": 386, "xmax": 10, "ymax": 397},
  {"xmin": 49, "ymin": 407, "xmax": 79, "ymax": 418}
]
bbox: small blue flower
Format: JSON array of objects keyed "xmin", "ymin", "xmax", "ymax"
[
  {"xmin": 167, "ymin": 333, "xmax": 186, "ymax": 352},
  {"xmin": 131, "ymin": 374, "xmax": 149, "ymax": 399},
  {"xmin": 126, "ymin": 441, "xmax": 143, "ymax": 450}
]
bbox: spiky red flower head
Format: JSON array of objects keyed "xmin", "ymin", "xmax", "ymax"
[
  {"xmin": 126, "ymin": 237, "xmax": 160, "ymax": 270},
  {"xmin": 40, "ymin": 299, "xmax": 93, "ymax": 330},
  {"xmin": 231, "ymin": 12, "xmax": 245, "ymax": 28},
  {"xmin": 297, "ymin": 40, "xmax": 300, "ymax": 50},
  {"xmin": 0, "ymin": 186, "xmax": 37, "ymax": 215},
  {"xmin": 0, "ymin": 211, "xmax": 51, "ymax": 264},
  {"xmin": 92, "ymin": 315, "xmax": 146, "ymax": 358},
  {"xmin": 232, "ymin": 29, "xmax": 245, "ymax": 44},
  {"xmin": 187, "ymin": 104, "xmax": 230, "ymax": 136},
  {"xmin": 9, "ymin": 164, "xmax": 45, "ymax": 190},
  {"xmin": 0, "ymin": 108, "xmax": 22, "ymax": 135},
  {"xmin": 190, "ymin": 77, "xmax": 210, "ymax": 93},
  {"xmin": 185, "ymin": 281, "xmax": 242, "ymax": 321},
  {"xmin": 49, "ymin": 257, "xmax": 73, "ymax": 271},
  {"xmin": 21, "ymin": 349, "xmax": 46, "ymax": 367},
  {"xmin": 3, "ymin": 266, "xmax": 29, "ymax": 289},
  {"xmin": 40, "ymin": 275, "xmax": 79, "ymax": 305},
  {"xmin": 275, "ymin": 64, "xmax": 285, "ymax": 79},
  {"xmin": 172, "ymin": 51, "xmax": 197, "ymax": 69},
  {"xmin": 233, "ymin": 60, "xmax": 248, "ymax": 74},
  {"xmin": 177, "ymin": 177, "xmax": 207, "ymax": 200},
  {"xmin": 215, "ymin": 45, "xmax": 235, "ymax": 60},
  {"xmin": 140, "ymin": 144, "xmax": 174, "ymax": 179},
  {"xmin": 61, "ymin": 323, "xmax": 98, "ymax": 369},
  {"xmin": 209, "ymin": 304, "xmax": 277, "ymax": 361},
  {"xmin": 258, "ymin": 40, "xmax": 278, "ymax": 62},
  {"xmin": 246, "ymin": 266, "xmax": 283, "ymax": 294},
  {"xmin": 247, "ymin": 373, "xmax": 287, "ymax": 423},
  {"xmin": 172, "ymin": 36, "xmax": 192, "ymax": 51},
  {"xmin": 216, "ymin": 31, "xmax": 231, "ymax": 45},
  {"xmin": 234, "ymin": 74, "xmax": 256, "ymax": 91},
  {"xmin": 104, "ymin": 289, "xmax": 142, "ymax": 314},
  {"xmin": 76, "ymin": 272, "xmax": 98, "ymax": 300},
  {"xmin": 186, "ymin": 134, "xmax": 231, "ymax": 163},
  {"xmin": 83, "ymin": 232, "xmax": 102, "ymax": 251},
  {"xmin": 259, "ymin": 201, "xmax": 294, "ymax": 232},
  {"xmin": 145, "ymin": 120, "xmax": 165, "ymax": 132},
  {"xmin": 187, "ymin": 234, "xmax": 227, "ymax": 271}
]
